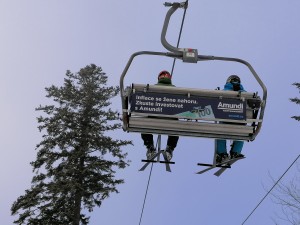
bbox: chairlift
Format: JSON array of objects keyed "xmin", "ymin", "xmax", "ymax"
[{"xmin": 120, "ymin": 2, "xmax": 267, "ymax": 174}]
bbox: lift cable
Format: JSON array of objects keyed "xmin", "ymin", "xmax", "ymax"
[
  {"xmin": 138, "ymin": 2, "xmax": 189, "ymax": 224},
  {"xmin": 170, "ymin": 0, "xmax": 189, "ymax": 77},
  {"xmin": 138, "ymin": 135, "xmax": 160, "ymax": 225},
  {"xmin": 138, "ymin": 163, "xmax": 154, "ymax": 225},
  {"xmin": 241, "ymin": 154, "xmax": 300, "ymax": 225}
]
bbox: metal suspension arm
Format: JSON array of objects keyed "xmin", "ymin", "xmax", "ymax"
[
  {"xmin": 161, "ymin": 2, "xmax": 186, "ymax": 54},
  {"xmin": 161, "ymin": 2, "xmax": 198, "ymax": 63}
]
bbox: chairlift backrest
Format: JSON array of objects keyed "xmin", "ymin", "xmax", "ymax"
[{"xmin": 123, "ymin": 83, "xmax": 262, "ymax": 141}]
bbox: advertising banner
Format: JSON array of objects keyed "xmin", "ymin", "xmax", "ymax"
[{"xmin": 130, "ymin": 91, "xmax": 246, "ymax": 120}]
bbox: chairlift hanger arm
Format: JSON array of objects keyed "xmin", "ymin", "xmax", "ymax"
[{"xmin": 161, "ymin": 2, "xmax": 193, "ymax": 56}]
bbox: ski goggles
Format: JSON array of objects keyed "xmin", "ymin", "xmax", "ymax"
[{"xmin": 230, "ymin": 77, "xmax": 240, "ymax": 83}]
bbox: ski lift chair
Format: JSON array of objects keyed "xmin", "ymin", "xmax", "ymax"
[{"xmin": 120, "ymin": 2, "xmax": 267, "ymax": 142}]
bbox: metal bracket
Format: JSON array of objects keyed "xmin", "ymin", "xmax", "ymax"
[
  {"xmin": 182, "ymin": 48, "xmax": 198, "ymax": 63},
  {"xmin": 164, "ymin": 2, "xmax": 188, "ymax": 9},
  {"xmin": 143, "ymin": 84, "xmax": 150, "ymax": 92}
]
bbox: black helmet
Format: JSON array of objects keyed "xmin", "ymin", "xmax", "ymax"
[{"xmin": 226, "ymin": 75, "xmax": 241, "ymax": 84}]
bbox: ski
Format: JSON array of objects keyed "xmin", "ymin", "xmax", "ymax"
[
  {"xmin": 213, "ymin": 156, "xmax": 245, "ymax": 176},
  {"xmin": 196, "ymin": 158, "xmax": 236, "ymax": 174},
  {"xmin": 139, "ymin": 150, "xmax": 174, "ymax": 172}
]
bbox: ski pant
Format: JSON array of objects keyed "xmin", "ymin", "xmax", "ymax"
[
  {"xmin": 216, "ymin": 139, "xmax": 244, "ymax": 154},
  {"xmin": 141, "ymin": 133, "xmax": 179, "ymax": 149},
  {"xmin": 216, "ymin": 121, "xmax": 244, "ymax": 154}
]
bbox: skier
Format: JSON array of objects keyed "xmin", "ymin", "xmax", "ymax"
[
  {"xmin": 216, "ymin": 75, "xmax": 246, "ymax": 164},
  {"xmin": 141, "ymin": 70, "xmax": 179, "ymax": 161}
]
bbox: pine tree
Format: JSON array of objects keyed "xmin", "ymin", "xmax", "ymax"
[
  {"xmin": 11, "ymin": 64, "xmax": 132, "ymax": 225},
  {"xmin": 290, "ymin": 82, "xmax": 300, "ymax": 121}
]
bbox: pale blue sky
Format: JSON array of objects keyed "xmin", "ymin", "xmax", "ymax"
[{"xmin": 1, "ymin": 1, "xmax": 300, "ymax": 225}]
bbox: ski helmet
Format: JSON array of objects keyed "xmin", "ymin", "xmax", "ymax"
[
  {"xmin": 158, "ymin": 70, "xmax": 172, "ymax": 80},
  {"xmin": 226, "ymin": 75, "xmax": 241, "ymax": 84}
]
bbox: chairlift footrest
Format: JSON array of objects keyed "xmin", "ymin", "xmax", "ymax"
[
  {"xmin": 159, "ymin": 160, "xmax": 175, "ymax": 164},
  {"xmin": 197, "ymin": 163, "xmax": 231, "ymax": 168},
  {"xmin": 141, "ymin": 159, "xmax": 157, "ymax": 163},
  {"xmin": 141, "ymin": 159, "xmax": 175, "ymax": 164}
]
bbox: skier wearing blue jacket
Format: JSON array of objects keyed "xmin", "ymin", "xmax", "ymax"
[{"xmin": 216, "ymin": 75, "xmax": 246, "ymax": 164}]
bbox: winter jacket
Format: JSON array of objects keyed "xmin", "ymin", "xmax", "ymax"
[
  {"xmin": 156, "ymin": 77, "xmax": 175, "ymax": 86},
  {"xmin": 224, "ymin": 82, "xmax": 246, "ymax": 92}
]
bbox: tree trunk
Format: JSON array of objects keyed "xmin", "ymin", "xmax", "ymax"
[{"xmin": 73, "ymin": 157, "xmax": 85, "ymax": 225}]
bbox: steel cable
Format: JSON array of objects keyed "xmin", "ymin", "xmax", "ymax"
[
  {"xmin": 138, "ymin": 2, "xmax": 189, "ymax": 224},
  {"xmin": 171, "ymin": 0, "xmax": 189, "ymax": 77},
  {"xmin": 241, "ymin": 154, "xmax": 300, "ymax": 224}
]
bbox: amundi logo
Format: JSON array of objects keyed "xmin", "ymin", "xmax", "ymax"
[{"xmin": 217, "ymin": 102, "xmax": 243, "ymax": 112}]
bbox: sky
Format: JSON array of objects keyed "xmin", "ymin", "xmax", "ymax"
[{"xmin": 1, "ymin": 0, "xmax": 300, "ymax": 224}]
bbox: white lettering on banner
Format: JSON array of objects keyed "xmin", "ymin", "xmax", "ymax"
[
  {"xmin": 217, "ymin": 102, "xmax": 243, "ymax": 113},
  {"xmin": 177, "ymin": 98, "xmax": 198, "ymax": 104},
  {"xmin": 163, "ymin": 97, "xmax": 176, "ymax": 102},
  {"xmin": 132, "ymin": 93, "xmax": 203, "ymax": 114},
  {"xmin": 139, "ymin": 106, "xmax": 163, "ymax": 112},
  {"xmin": 136, "ymin": 95, "xmax": 154, "ymax": 101},
  {"xmin": 155, "ymin": 102, "xmax": 184, "ymax": 108},
  {"xmin": 136, "ymin": 100, "xmax": 154, "ymax": 106}
]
